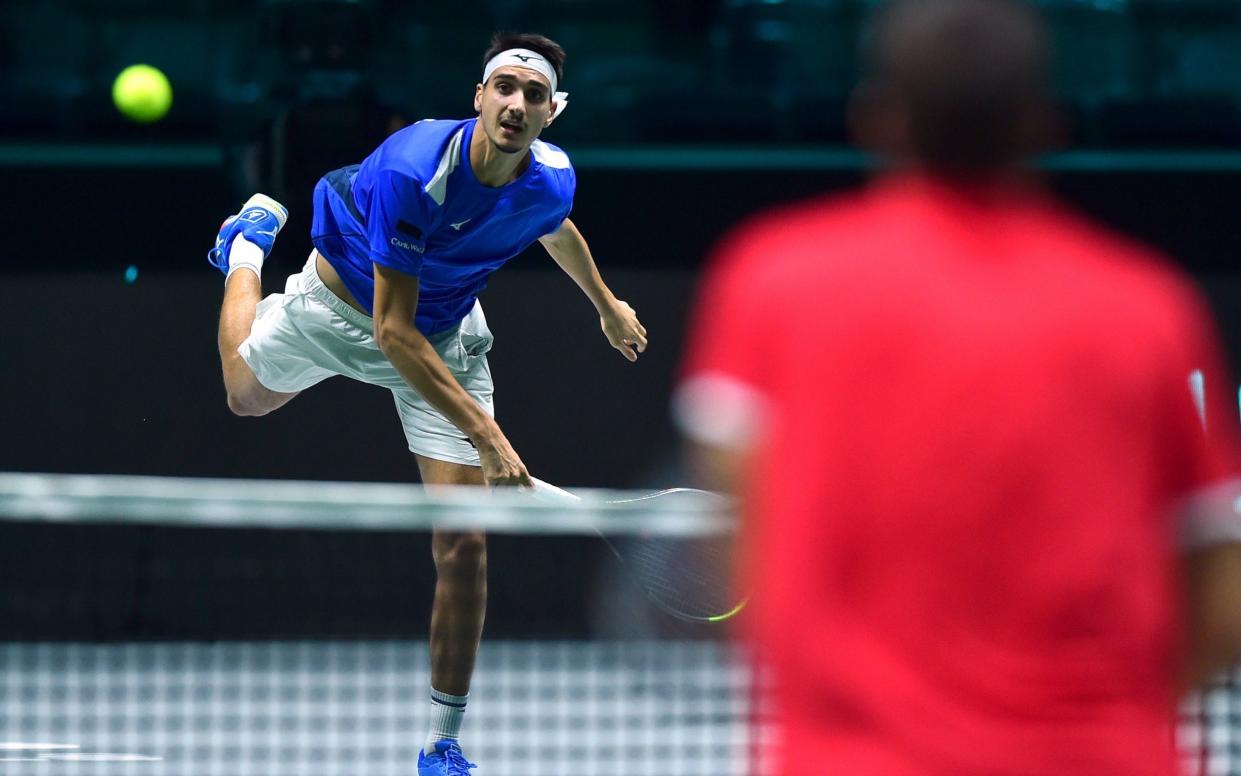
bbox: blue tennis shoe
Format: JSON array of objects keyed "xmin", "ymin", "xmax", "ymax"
[
  {"xmin": 206, "ymin": 193, "xmax": 288, "ymax": 275},
  {"xmin": 417, "ymin": 740, "xmax": 477, "ymax": 775}
]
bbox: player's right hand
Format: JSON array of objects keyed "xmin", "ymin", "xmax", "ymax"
[
  {"xmin": 600, "ymin": 299, "xmax": 647, "ymax": 363},
  {"xmin": 477, "ymin": 436, "xmax": 532, "ymax": 488}
]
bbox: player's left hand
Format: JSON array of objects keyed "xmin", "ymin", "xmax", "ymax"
[{"xmin": 601, "ymin": 300, "xmax": 647, "ymax": 362}]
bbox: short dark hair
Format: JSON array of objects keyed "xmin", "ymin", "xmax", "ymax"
[
  {"xmin": 863, "ymin": 0, "xmax": 1050, "ymax": 174},
  {"xmin": 483, "ymin": 32, "xmax": 566, "ymax": 86}
]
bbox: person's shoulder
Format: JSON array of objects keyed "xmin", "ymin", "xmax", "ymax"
[
  {"xmin": 531, "ymin": 138, "xmax": 575, "ymax": 190},
  {"xmin": 1036, "ymin": 199, "xmax": 1206, "ymax": 334},
  {"xmin": 1037, "ymin": 200, "xmax": 1160, "ymax": 264},
  {"xmin": 389, "ymin": 118, "xmax": 470, "ymax": 147},
  {"xmin": 717, "ymin": 191, "xmax": 867, "ymax": 267},
  {"xmin": 1040, "ymin": 200, "xmax": 1186, "ymax": 295},
  {"xmin": 531, "ymin": 138, "xmax": 572, "ymax": 171},
  {"xmin": 371, "ymin": 118, "xmax": 472, "ymax": 183},
  {"xmin": 773, "ymin": 191, "xmax": 870, "ymax": 234},
  {"xmin": 700, "ymin": 191, "xmax": 864, "ymax": 302}
]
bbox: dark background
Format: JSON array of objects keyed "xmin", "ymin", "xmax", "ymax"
[{"xmin": 3, "ymin": 0, "xmax": 1241, "ymax": 641}]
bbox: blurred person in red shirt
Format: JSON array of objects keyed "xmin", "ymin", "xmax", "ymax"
[{"xmin": 675, "ymin": 1, "xmax": 1241, "ymax": 774}]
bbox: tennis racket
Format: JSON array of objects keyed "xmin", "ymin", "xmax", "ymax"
[{"xmin": 529, "ymin": 477, "xmax": 747, "ymax": 624}]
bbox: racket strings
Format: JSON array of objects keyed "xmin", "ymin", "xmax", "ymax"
[{"xmin": 613, "ymin": 536, "xmax": 738, "ymax": 619}]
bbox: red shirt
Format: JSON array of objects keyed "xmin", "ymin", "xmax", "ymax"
[{"xmin": 679, "ymin": 175, "xmax": 1241, "ymax": 776}]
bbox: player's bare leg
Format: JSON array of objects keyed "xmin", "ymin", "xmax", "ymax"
[
  {"xmin": 418, "ymin": 454, "xmax": 488, "ymax": 695},
  {"xmin": 207, "ymin": 194, "xmax": 299, "ymax": 417},
  {"xmin": 417, "ymin": 455, "xmax": 486, "ymax": 771},
  {"xmin": 217, "ymin": 269, "xmax": 298, "ymax": 417}
]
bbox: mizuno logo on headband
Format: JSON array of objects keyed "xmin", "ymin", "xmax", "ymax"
[{"xmin": 482, "ymin": 47, "xmax": 570, "ymax": 119}]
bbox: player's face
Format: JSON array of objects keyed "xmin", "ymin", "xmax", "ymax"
[{"xmin": 474, "ymin": 66, "xmax": 556, "ymax": 154}]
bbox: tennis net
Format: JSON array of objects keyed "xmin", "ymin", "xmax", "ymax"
[
  {"xmin": 0, "ymin": 472, "xmax": 1238, "ymax": 775},
  {"xmin": 0, "ymin": 472, "xmax": 754, "ymax": 776}
]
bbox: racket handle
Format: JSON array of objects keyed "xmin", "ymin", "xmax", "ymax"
[{"xmin": 527, "ymin": 477, "xmax": 581, "ymax": 503}]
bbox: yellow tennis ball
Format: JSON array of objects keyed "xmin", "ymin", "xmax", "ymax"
[{"xmin": 112, "ymin": 64, "xmax": 172, "ymax": 123}]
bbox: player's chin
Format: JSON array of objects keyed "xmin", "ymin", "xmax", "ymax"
[
  {"xmin": 493, "ymin": 135, "xmax": 531, "ymax": 155},
  {"xmin": 496, "ymin": 141, "xmax": 526, "ymax": 155},
  {"xmin": 493, "ymin": 125, "xmax": 539, "ymax": 153},
  {"xmin": 491, "ymin": 126, "xmax": 531, "ymax": 148}
]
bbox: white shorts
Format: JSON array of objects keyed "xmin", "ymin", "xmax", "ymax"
[{"xmin": 237, "ymin": 254, "xmax": 494, "ymax": 466}]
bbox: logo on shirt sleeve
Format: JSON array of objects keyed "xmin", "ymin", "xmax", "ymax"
[{"xmin": 390, "ymin": 236, "xmax": 424, "ymax": 253}]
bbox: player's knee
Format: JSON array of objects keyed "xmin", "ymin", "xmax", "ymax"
[
  {"xmin": 433, "ymin": 531, "xmax": 488, "ymax": 577},
  {"xmin": 226, "ymin": 390, "xmax": 272, "ymax": 417}
]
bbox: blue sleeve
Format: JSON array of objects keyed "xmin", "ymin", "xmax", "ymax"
[
  {"xmin": 544, "ymin": 168, "xmax": 576, "ymax": 236},
  {"xmin": 367, "ymin": 169, "xmax": 430, "ymax": 277}
]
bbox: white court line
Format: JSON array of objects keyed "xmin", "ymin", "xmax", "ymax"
[
  {"xmin": 45, "ymin": 753, "xmax": 163, "ymax": 762},
  {"xmin": 0, "ymin": 742, "xmax": 79, "ymax": 750},
  {"xmin": 0, "ymin": 743, "xmax": 161, "ymax": 762}
]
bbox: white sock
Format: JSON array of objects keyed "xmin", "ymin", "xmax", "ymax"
[
  {"xmin": 224, "ymin": 234, "xmax": 265, "ymax": 280},
  {"xmin": 426, "ymin": 687, "xmax": 468, "ymax": 752}
]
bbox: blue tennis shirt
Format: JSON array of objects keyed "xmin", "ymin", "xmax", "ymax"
[{"xmin": 311, "ymin": 117, "xmax": 576, "ymax": 335}]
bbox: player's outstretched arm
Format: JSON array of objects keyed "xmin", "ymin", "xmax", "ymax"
[
  {"xmin": 372, "ymin": 263, "xmax": 530, "ymax": 487},
  {"xmin": 539, "ymin": 218, "xmax": 648, "ymax": 362}
]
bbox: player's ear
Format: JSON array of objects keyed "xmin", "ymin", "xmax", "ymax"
[
  {"xmin": 544, "ymin": 101, "xmax": 558, "ymax": 128},
  {"xmin": 474, "ymin": 83, "xmax": 484, "ymax": 113}
]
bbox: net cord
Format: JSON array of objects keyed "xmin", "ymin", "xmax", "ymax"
[{"xmin": 0, "ymin": 472, "xmax": 734, "ymax": 536}]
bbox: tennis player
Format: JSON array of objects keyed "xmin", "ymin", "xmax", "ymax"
[
  {"xmin": 206, "ymin": 32, "xmax": 646, "ymax": 776},
  {"xmin": 677, "ymin": 1, "xmax": 1241, "ymax": 774}
]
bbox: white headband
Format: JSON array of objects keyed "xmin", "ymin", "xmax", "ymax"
[{"xmin": 483, "ymin": 48, "xmax": 569, "ymax": 119}]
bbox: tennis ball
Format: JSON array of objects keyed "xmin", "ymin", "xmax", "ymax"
[{"xmin": 112, "ymin": 64, "xmax": 172, "ymax": 123}]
